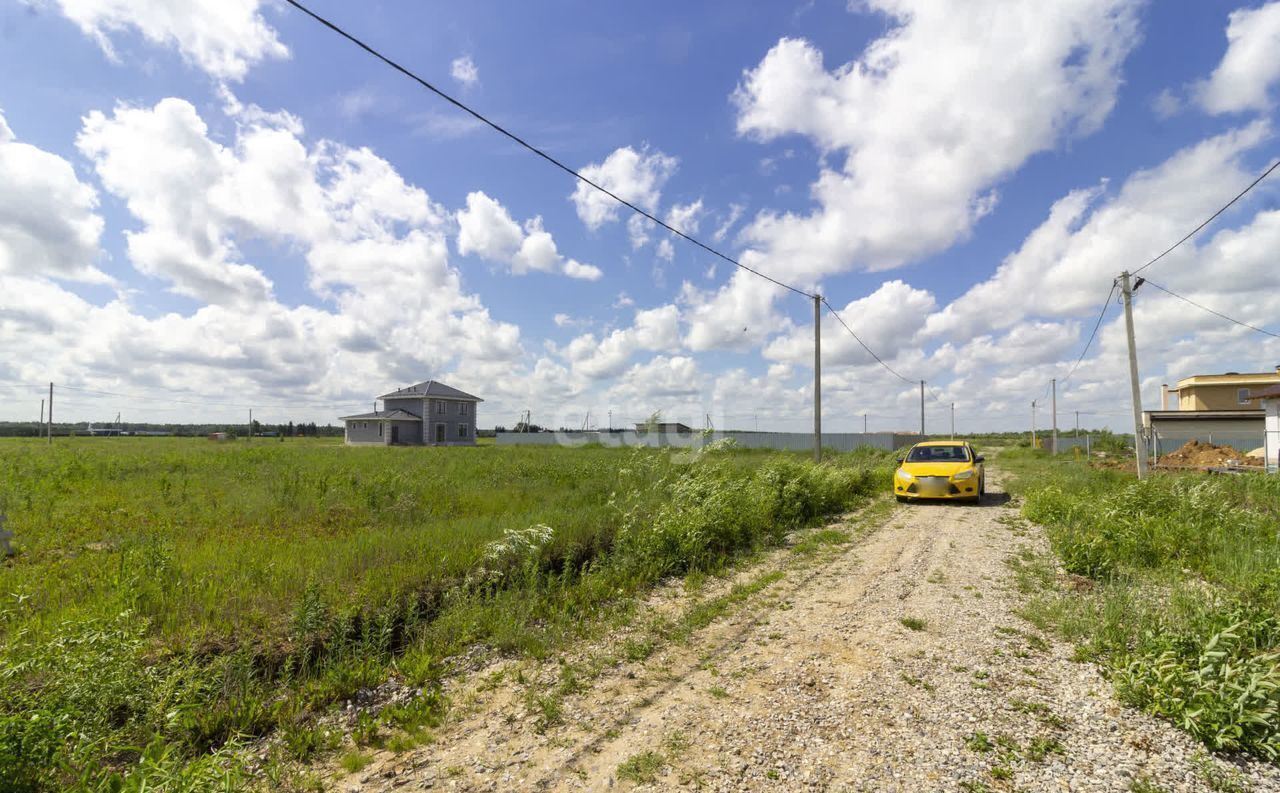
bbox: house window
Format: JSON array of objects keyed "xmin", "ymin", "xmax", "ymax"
[
  {"xmin": 1238, "ymin": 388, "xmax": 1251, "ymax": 405},
  {"xmin": 459, "ymin": 402, "xmax": 469, "ymax": 416},
  {"xmin": 457, "ymin": 424, "xmax": 468, "ymax": 438},
  {"xmin": 436, "ymin": 401, "xmax": 446, "ymax": 415}
]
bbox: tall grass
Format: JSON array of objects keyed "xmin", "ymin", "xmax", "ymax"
[
  {"xmin": 1004, "ymin": 449, "xmax": 1280, "ymax": 761},
  {"xmin": 0, "ymin": 438, "xmax": 889, "ymax": 791}
]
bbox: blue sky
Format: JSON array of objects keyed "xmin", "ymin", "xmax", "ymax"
[{"xmin": 1, "ymin": 0, "xmax": 1279, "ymax": 433}]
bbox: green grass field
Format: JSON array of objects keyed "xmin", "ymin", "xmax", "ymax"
[
  {"xmin": 0, "ymin": 437, "xmax": 891, "ymax": 791},
  {"xmin": 1002, "ymin": 449, "xmax": 1280, "ymax": 763}
]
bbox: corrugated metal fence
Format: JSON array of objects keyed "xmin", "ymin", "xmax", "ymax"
[{"xmin": 496, "ymin": 430, "xmax": 923, "ymax": 452}]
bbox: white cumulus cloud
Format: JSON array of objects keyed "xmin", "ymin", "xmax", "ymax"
[
  {"xmin": 1196, "ymin": 2, "xmax": 1280, "ymax": 114},
  {"xmin": 451, "ymin": 55, "xmax": 479, "ymax": 88},
  {"xmin": 570, "ymin": 145, "xmax": 678, "ymax": 230},
  {"xmin": 51, "ymin": 0, "xmax": 288, "ymax": 81},
  {"xmin": 0, "ymin": 109, "xmax": 106, "ymax": 283},
  {"xmin": 456, "ymin": 191, "xmax": 602, "ymax": 280}
]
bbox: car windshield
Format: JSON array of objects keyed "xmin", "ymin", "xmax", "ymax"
[{"xmin": 906, "ymin": 445, "xmax": 970, "ymax": 463}]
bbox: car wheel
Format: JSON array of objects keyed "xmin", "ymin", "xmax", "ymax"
[{"xmin": 895, "ymin": 495, "xmax": 907, "ymax": 503}]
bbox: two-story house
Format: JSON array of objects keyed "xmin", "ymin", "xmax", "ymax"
[
  {"xmin": 1142, "ymin": 367, "xmax": 1279, "ymax": 455},
  {"xmin": 340, "ymin": 380, "xmax": 482, "ymax": 446}
]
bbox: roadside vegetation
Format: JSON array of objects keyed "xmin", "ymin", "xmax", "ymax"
[
  {"xmin": 1002, "ymin": 448, "xmax": 1280, "ymax": 762},
  {"xmin": 0, "ymin": 437, "xmax": 891, "ymax": 791}
]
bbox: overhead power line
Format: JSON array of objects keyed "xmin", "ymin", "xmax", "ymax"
[
  {"xmin": 819, "ymin": 297, "xmax": 915, "ymax": 384},
  {"xmin": 1143, "ymin": 280, "xmax": 1280, "ymax": 339},
  {"xmin": 1133, "ymin": 158, "xmax": 1280, "ymax": 276},
  {"xmin": 1059, "ymin": 281, "xmax": 1118, "ymax": 387},
  {"xmin": 282, "ymin": 0, "xmax": 813, "ymax": 300}
]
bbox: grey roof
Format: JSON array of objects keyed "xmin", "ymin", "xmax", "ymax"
[
  {"xmin": 338, "ymin": 409, "xmax": 423, "ymax": 422},
  {"xmin": 377, "ymin": 380, "xmax": 483, "ymax": 402}
]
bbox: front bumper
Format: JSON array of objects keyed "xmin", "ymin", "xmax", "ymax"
[{"xmin": 895, "ymin": 474, "xmax": 978, "ymax": 499}]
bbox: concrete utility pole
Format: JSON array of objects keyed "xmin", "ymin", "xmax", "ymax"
[
  {"xmin": 950, "ymin": 402, "xmax": 955, "ymax": 440},
  {"xmin": 39, "ymin": 399, "xmax": 44, "ymax": 428},
  {"xmin": 1031, "ymin": 400, "xmax": 1037, "ymax": 449},
  {"xmin": 248, "ymin": 408, "xmax": 253, "ymax": 441},
  {"xmin": 1051, "ymin": 378, "xmax": 1058, "ymax": 455},
  {"xmin": 919, "ymin": 380, "xmax": 925, "ymax": 436},
  {"xmin": 608, "ymin": 410, "xmax": 612, "ymax": 432},
  {"xmin": 863, "ymin": 413, "xmax": 868, "ymax": 435},
  {"xmin": 813, "ymin": 294, "xmax": 822, "ymax": 462},
  {"xmin": 1119, "ymin": 271, "xmax": 1149, "ymax": 479},
  {"xmin": 1075, "ymin": 410, "xmax": 1080, "ymax": 438},
  {"xmin": 47, "ymin": 382, "xmax": 52, "ymax": 445}
]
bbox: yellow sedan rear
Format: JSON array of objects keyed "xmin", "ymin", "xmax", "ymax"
[{"xmin": 894, "ymin": 441, "xmax": 985, "ymax": 503}]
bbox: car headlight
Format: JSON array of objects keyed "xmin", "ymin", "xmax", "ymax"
[
  {"xmin": 897, "ymin": 470, "xmax": 914, "ymax": 481},
  {"xmin": 953, "ymin": 470, "xmax": 974, "ymax": 480}
]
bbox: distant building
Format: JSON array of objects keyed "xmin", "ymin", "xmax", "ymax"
[
  {"xmin": 634, "ymin": 422, "xmax": 694, "ymax": 434},
  {"xmin": 340, "ymin": 380, "xmax": 482, "ymax": 446},
  {"xmin": 1142, "ymin": 366, "xmax": 1279, "ymax": 455}
]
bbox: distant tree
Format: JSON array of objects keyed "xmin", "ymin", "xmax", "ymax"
[{"xmin": 287, "ymin": 420, "xmax": 295, "ymax": 436}]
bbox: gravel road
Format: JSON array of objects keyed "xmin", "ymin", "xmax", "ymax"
[{"xmin": 328, "ymin": 469, "xmax": 1280, "ymax": 792}]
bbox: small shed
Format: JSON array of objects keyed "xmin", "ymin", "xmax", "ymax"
[{"xmin": 1248, "ymin": 385, "xmax": 1280, "ymax": 474}]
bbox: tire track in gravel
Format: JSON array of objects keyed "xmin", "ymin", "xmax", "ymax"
[{"xmin": 329, "ymin": 469, "xmax": 1280, "ymax": 793}]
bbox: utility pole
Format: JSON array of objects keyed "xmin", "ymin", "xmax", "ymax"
[
  {"xmin": 813, "ymin": 294, "xmax": 822, "ymax": 462},
  {"xmin": 47, "ymin": 382, "xmax": 52, "ymax": 445},
  {"xmin": 950, "ymin": 402, "xmax": 955, "ymax": 440},
  {"xmin": 1051, "ymin": 378, "xmax": 1058, "ymax": 455},
  {"xmin": 248, "ymin": 408, "xmax": 253, "ymax": 441},
  {"xmin": 608, "ymin": 410, "xmax": 612, "ymax": 432},
  {"xmin": 39, "ymin": 399, "xmax": 44, "ymax": 429},
  {"xmin": 1075, "ymin": 410, "xmax": 1080, "ymax": 438},
  {"xmin": 1031, "ymin": 400, "xmax": 1037, "ymax": 449},
  {"xmin": 1119, "ymin": 271, "xmax": 1149, "ymax": 479},
  {"xmin": 863, "ymin": 413, "xmax": 868, "ymax": 434},
  {"xmin": 919, "ymin": 380, "xmax": 925, "ymax": 436}
]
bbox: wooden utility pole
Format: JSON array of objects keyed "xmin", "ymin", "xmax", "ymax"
[
  {"xmin": 1119, "ymin": 271, "xmax": 1149, "ymax": 479},
  {"xmin": 919, "ymin": 380, "xmax": 925, "ymax": 436},
  {"xmin": 1051, "ymin": 378, "xmax": 1058, "ymax": 455},
  {"xmin": 813, "ymin": 294, "xmax": 822, "ymax": 462},
  {"xmin": 47, "ymin": 382, "xmax": 52, "ymax": 444}
]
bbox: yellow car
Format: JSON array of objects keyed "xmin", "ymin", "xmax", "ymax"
[{"xmin": 893, "ymin": 441, "xmax": 985, "ymax": 503}]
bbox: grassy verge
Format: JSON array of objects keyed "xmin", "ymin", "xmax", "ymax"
[
  {"xmin": 1000, "ymin": 448, "xmax": 1280, "ymax": 762},
  {"xmin": 0, "ymin": 438, "xmax": 890, "ymax": 791}
]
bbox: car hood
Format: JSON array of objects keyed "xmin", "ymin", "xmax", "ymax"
[{"xmin": 899, "ymin": 461, "xmax": 973, "ymax": 477}]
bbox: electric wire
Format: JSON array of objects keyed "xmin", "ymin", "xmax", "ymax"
[
  {"xmin": 819, "ymin": 297, "xmax": 915, "ymax": 384},
  {"xmin": 1142, "ymin": 280, "xmax": 1280, "ymax": 339},
  {"xmin": 282, "ymin": 0, "xmax": 813, "ymax": 300},
  {"xmin": 1059, "ymin": 281, "xmax": 1118, "ymax": 387},
  {"xmin": 1133, "ymin": 158, "xmax": 1280, "ymax": 276}
]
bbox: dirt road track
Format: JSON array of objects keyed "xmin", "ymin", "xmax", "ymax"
[{"xmin": 331, "ymin": 470, "xmax": 1280, "ymax": 792}]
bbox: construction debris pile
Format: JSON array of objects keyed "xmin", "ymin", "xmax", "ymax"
[{"xmin": 1158, "ymin": 439, "xmax": 1265, "ymax": 468}]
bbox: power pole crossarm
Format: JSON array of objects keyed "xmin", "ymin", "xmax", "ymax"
[{"xmin": 1119, "ymin": 271, "xmax": 1150, "ymax": 479}]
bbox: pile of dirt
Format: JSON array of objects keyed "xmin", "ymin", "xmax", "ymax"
[{"xmin": 1158, "ymin": 439, "xmax": 1264, "ymax": 468}]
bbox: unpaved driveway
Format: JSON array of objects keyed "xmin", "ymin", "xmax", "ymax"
[{"xmin": 329, "ymin": 470, "xmax": 1279, "ymax": 792}]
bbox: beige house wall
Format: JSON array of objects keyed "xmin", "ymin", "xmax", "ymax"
[{"xmin": 1178, "ymin": 385, "xmax": 1265, "ymax": 411}]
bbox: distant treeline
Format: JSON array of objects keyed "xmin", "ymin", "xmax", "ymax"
[{"xmin": 0, "ymin": 421, "xmax": 343, "ymax": 438}]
